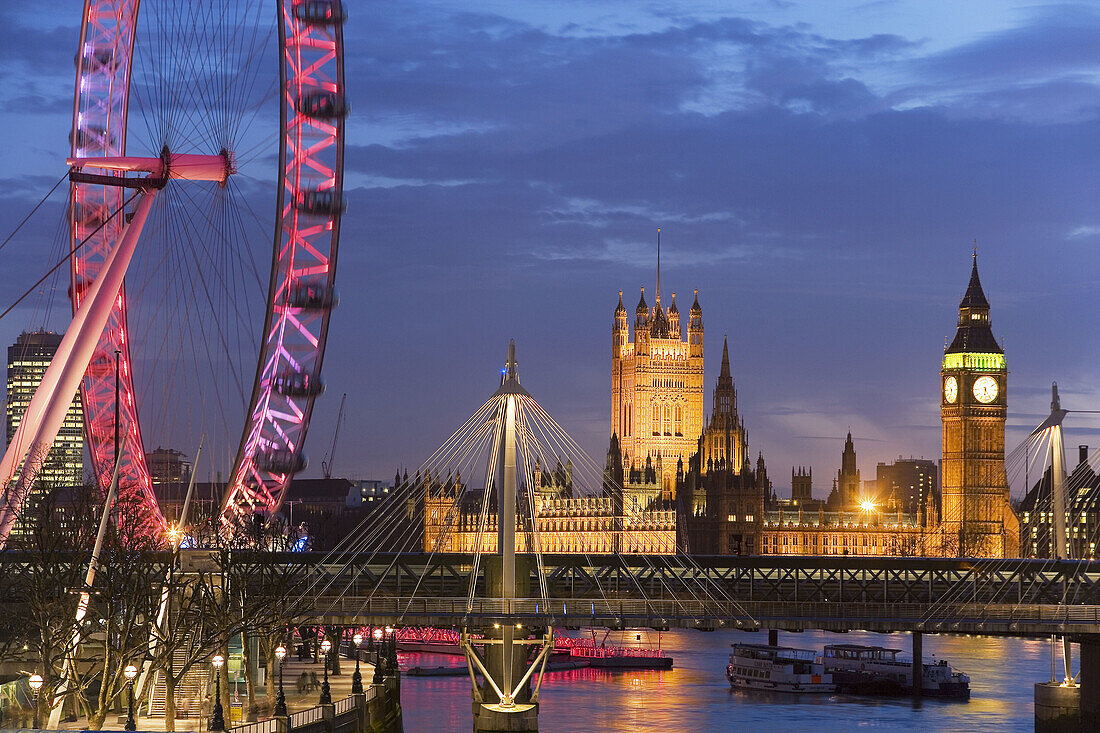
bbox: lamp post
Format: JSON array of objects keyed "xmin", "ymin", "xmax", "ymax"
[
  {"xmin": 28, "ymin": 674, "xmax": 43, "ymax": 730},
  {"xmin": 210, "ymin": 655, "xmax": 225, "ymax": 732},
  {"xmin": 371, "ymin": 628, "xmax": 384, "ymax": 684},
  {"xmin": 274, "ymin": 646, "xmax": 287, "ymax": 717},
  {"xmin": 351, "ymin": 633, "xmax": 363, "ymax": 694},
  {"xmin": 319, "ymin": 639, "xmax": 331, "ymax": 704},
  {"xmin": 124, "ymin": 664, "xmax": 138, "ymax": 731},
  {"xmin": 385, "ymin": 626, "xmax": 396, "ymax": 670}
]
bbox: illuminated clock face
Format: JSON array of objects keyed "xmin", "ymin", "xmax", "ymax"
[
  {"xmin": 944, "ymin": 376, "xmax": 958, "ymax": 404},
  {"xmin": 973, "ymin": 375, "xmax": 998, "ymax": 403}
]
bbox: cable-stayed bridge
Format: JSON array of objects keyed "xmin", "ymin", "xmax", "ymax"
[{"xmin": 246, "ymin": 345, "xmax": 1100, "ymax": 731}]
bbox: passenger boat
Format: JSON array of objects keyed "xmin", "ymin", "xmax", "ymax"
[
  {"xmin": 822, "ymin": 644, "xmax": 970, "ymax": 699},
  {"xmin": 726, "ymin": 644, "xmax": 836, "ymax": 693}
]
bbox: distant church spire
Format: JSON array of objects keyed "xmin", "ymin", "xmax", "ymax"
[{"xmin": 720, "ymin": 335, "xmax": 731, "ymax": 380}]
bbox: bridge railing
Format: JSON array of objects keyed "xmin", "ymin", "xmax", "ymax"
[{"xmin": 306, "ymin": 595, "xmax": 1100, "ymax": 631}]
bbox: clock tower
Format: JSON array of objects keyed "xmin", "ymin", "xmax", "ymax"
[{"xmin": 940, "ymin": 254, "xmax": 1019, "ymax": 557}]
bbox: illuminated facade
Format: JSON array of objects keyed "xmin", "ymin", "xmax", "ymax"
[
  {"xmin": 6, "ymin": 330, "xmax": 83, "ymax": 488},
  {"xmin": 422, "ymin": 451, "xmax": 677, "ymax": 556},
  {"xmin": 939, "ymin": 255, "xmax": 1019, "ymax": 557},
  {"xmin": 761, "ymin": 506, "xmax": 927, "ymax": 556},
  {"xmin": 611, "ymin": 280, "xmax": 704, "ymax": 497}
]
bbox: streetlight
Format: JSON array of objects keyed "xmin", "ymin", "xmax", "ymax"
[
  {"xmin": 385, "ymin": 626, "xmax": 397, "ymax": 670},
  {"xmin": 28, "ymin": 674, "xmax": 43, "ymax": 730},
  {"xmin": 371, "ymin": 628, "xmax": 384, "ymax": 685},
  {"xmin": 274, "ymin": 646, "xmax": 288, "ymax": 717},
  {"xmin": 210, "ymin": 654, "xmax": 226, "ymax": 732},
  {"xmin": 319, "ymin": 639, "xmax": 331, "ymax": 704},
  {"xmin": 351, "ymin": 633, "xmax": 364, "ymax": 694},
  {"xmin": 124, "ymin": 664, "xmax": 138, "ymax": 731}
]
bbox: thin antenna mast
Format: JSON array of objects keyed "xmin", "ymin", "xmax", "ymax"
[{"xmin": 656, "ymin": 227, "xmax": 661, "ymax": 304}]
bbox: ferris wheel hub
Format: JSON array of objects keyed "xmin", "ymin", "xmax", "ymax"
[{"xmin": 67, "ymin": 150, "xmax": 236, "ymax": 185}]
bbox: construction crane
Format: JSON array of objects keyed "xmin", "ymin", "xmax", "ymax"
[{"xmin": 321, "ymin": 393, "xmax": 347, "ymax": 480}]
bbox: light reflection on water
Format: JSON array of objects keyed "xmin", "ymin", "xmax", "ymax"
[{"xmin": 399, "ymin": 629, "xmax": 1058, "ymax": 731}]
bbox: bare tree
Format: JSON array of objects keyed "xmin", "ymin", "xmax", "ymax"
[
  {"xmin": 0, "ymin": 479, "xmax": 104, "ymax": 724},
  {"xmin": 66, "ymin": 489, "xmax": 169, "ymax": 728}
]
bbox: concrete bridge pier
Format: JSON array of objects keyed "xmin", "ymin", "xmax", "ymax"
[
  {"xmin": 1033, "ymin": 635, "xmax": 1100, "ymax": 733},
  {"xmin": 768, "ymin": 629, "xmax": 778, "ymax": 646}
]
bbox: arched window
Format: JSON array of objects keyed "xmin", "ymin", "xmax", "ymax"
[
  {"xmin": 674, "ymin": 405, "xmax": 683, "ymax": 435},
  {"xmin": 651, "ymin": 401, "xmax": 660, "ymax": 435}
]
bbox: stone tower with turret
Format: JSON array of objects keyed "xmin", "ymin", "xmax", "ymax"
[
  {"xmin": 611, "ymin": 248, "xmax": 704, "ymax": 498},
  {"xmin": 940, "ymin": 254, "xmax": 1019, "ymax": 557}
]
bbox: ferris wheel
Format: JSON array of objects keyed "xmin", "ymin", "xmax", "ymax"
[{"xmin": 0, "ymin": 0, "xmax": 346, "ymax": 543}]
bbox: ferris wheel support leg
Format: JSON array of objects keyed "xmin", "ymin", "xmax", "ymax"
[{"xmin": 0, "ymin": 188, "xmax": 158, "ymax": 548}]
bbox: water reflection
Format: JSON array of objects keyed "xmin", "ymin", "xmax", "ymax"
[{"xmin": 400, "ymin": 629, "xmax": 1059, "ymax": 731}]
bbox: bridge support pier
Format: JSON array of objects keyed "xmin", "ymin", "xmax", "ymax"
[
  {"xmin": 768, "ymin": 629, "xmax": 778, "ymax": 647},
  {"xmin": 1034, "ymin": 682, "xmax": 1079, "ymax": 733},
  {"xmin": 469, "ymin": 556, "xmax": 542, "ymax": 732},
  {"xmin": 911, "ymin": 632, "xmax": 922, "ymax": 698},
  {"xmin": 1033, "ymin": 635, "xmax": 1096, "ymax": 733}
]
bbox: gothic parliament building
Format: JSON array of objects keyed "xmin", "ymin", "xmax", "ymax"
[
  {"xmin": 416, "ymin": 255, "xmax": 1019, "ymax": 559},
  {"xmin": 610, "ymin": 254, "xmax": 1019, "ymax": 559}
]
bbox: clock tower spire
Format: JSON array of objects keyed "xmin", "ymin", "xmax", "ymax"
[{"xmin": 940, "ymin": 253, "xmax": 1019, "ymax": 557}]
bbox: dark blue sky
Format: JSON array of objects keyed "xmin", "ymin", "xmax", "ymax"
[{"xmin": 1, "ymin": 1, "xmax": 1098, "ymax": 498}]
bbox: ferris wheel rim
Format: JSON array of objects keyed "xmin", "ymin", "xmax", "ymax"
[{"xmin": 67, "ymin": 0, "xmax": 346, "ymax": 539}]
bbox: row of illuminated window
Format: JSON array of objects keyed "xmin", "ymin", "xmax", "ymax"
[
  {"xmin": 761, "ymin": 533, "xmax": 913, "ymax": 551},
  {"xmin": 1023, "ymin": 512, "xmax": 1093, "ymax": 524}
]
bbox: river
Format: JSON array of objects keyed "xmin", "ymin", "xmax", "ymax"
[{"xmin": 398, "ymin": 629, "xmax": 1063, "ymax": 730}]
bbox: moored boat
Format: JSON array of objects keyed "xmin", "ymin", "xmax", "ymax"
[
  {"xmin": 822, "ymin": 644, "xmax": 970, "ymax": 699},
  {"xmin": 726, "ymin": 643, "xmax": 836, "ymax": 693}
]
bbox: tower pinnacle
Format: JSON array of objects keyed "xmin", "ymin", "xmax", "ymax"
[{"xmin": 946, "ymin": 252, "xmax": 1000, "ymax": 355}]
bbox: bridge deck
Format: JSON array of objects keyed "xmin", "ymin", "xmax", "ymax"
[{"xmin": 276, "ymin": 553, "xmax": 1100, "ymax": 637}]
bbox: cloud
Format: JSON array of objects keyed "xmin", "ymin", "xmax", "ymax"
[
  {"xmin": 534, "ymin": 236, "xmax": 761, "ymax": 267},
  {"xmin": 1067, "ymin": 225, "xmax": 1100, "ymax": 240},
  {"xmin": 905, "ymin": 4, "xmax": 1100, "ymax": 123}
]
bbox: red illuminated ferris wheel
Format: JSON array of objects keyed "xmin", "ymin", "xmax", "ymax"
[{"xmin": 51, "ymin": 0, "xmax": 347, "ymax": 537}]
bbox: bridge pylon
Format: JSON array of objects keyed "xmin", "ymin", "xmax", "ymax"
[{"xmin": 460, "ymin": 341, "xmax": 552, "ymax": 732}]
